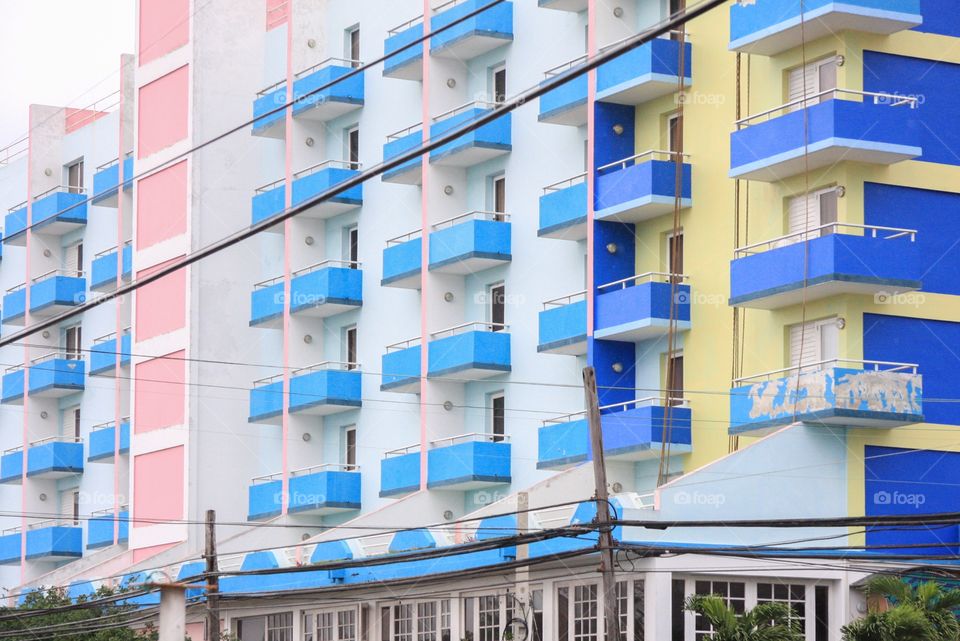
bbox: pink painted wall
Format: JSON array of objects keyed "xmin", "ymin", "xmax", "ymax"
[
  {"xmin": 136, "ymin": 258, "xmax": 186, "ymax": 340},
  {"xmin": 132, "ymin": 542, "xmax": 176, "ymax": 563},
  {"xmin": 136, "ymin": 161, "xmax": 188, "ymax": 248},
  {"xmin": 137, "ymin": 65, "xmax": 189, "ymax": 159},
  {"xmin": 64, "ymin": 109, "xmax": 109, "ymax": 134},
  {"xmin": 133, "ymin": 446, "xmax": 185, "ymax": 528},
  {"xmin": 185, "ymin": 623, "xmax": 205, "ymax": 640},
  {"xmin": 138, "ymin": 0, "xmax": 190, "ymax": 66},
  {"xmin": 266, "ymin": 0, "xmax": 290, "ymax": 30},
  {"xmin": 134, "ymin": 351, "xmax": 186, "ymax": 433}
]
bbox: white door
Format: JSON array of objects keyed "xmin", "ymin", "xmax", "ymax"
[
  {"xmin": 787, "ymin": 56, "xmax": 838, "ymax": 110},
  {"xmin": 789, "ymin": 318, "xmax": 839, "ymax": 369},
  {"xmin": 785, "ymin": 188, "xmax": 838, "ymax": 244},
  {"xmin": 66, "ymin": 241, "xmax": 83, "ymax": 276},
  {"xmin": 60, "ymin": 489, "xmax": 79, "ymax": 524}
]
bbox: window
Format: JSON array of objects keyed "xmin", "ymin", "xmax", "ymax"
[
  {"xmin": 667, "ymin": 352, "xmax": 684, "ymax": 406},
  {"xmin": 65, "ymin": 406, "xmax": 81, "ymax": 440},
  {"xmin": 694, "ymin": 581, "xmax": 744, "ymax": 641},
  {"xmin": 394, "ymin": 605, "xmax": 413, "ymax": 641},
  {"xmin": 666, "ymin": 231, "xmax": 684, "ymax": 277},
  {"xmin": 383, "ymin": 601, "xmax": 449, "ymax": 641},
  {"xmin": 304, "ymin": 609, "xmax": 356, "ymax": 641},
  {"xmin": 342, "ymin": 425, "xmax": 357, "ymax": 467},
  {"xmin": 344, "ymin": 225, "xmax": 359, "ymax": 266},
  {"xmin": 814, "ymin": 585, "xmax": 829, "ymax": 641},
  {"xmin": 789, "ymin": 318, "xmax": 839, "ymax": 369},
  {"xmin": 237, "ymin": 616, "xmax": 266, "ymax": 641},
  {"xmin": 615, "ymin": 580, "xmax": 645, "ymax": 641},
  {"xmin": 345, "ymin": 127, "xmax": 360, "ymax": 165},
  {"xmin": 60, "ymin": 489, "xmax": 79, "ymax": 524},
  {"xmin": 66, "ymin": 159, "xmax": 84, "ymax": 194},
  {"xmin": 573, "ymin": 584, "xmax": 598, "ymax": 641},
  {"xmin": 343, "ymin": 325, "xmax": 358, "ymax": 369},
  {"xmin": 491, "ymin": 64, "xmax": 507, "ymax": 103},
  {"xmin": 489, "ymin": 393, "xmax": 505, "ymax": 442},
  {"xmin": 64, "ymin": 325, "xmax": 82, "ymax": 360},
  {"xmin": 346, "ymin": 26, "xmax": 361, "ymax": 67},
  {"xmin": 478, "ymin": 595, "xmax": 501, "ymax": 641},
  {"xmin": 531, "ymin": 589, "xmax": 544, "ymax": 641},
  {"xmin": 671, "ymin": 579, "xmax": 685, "ymax": 641},
  {"xmin": 488, "ymin": 283, "xmax": 505, "ymax": 331},
  {"xmin": 491, "ymin": 175, "xmax": 506, "ymax": 222},
  {"xmin": 667, "ymin": 113, "xmax": 682, "ymax": 154},
  {"xmin": 787, "ymin": 57, "xmax": 838, "ymax": 110},
  {"xmin": 757, "ymin": 583, "xmax": 806, "ymax": 632},
  {"xmin": 786, "ymin": 188, "xmax": 838, "ymax": 241},
  {"xmin": 416, "ymin": 602, "xmax": 436, "ymax": 641},
  {"xmin": 65, "ymin": 241, "xmax": 83, "ymax": 277},
  {"xmin": 267, "ymin": 613, "xmax": 294, "ymax": 641}
]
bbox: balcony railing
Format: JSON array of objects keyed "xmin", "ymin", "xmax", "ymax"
[
  {"xmin": 538, "ymin": 291, "xmax": 588, "ymax": 356},
  {"xmin": 735, "ymin": 88, "xmax": 918, "ymax": 130},
  {"xmin": 595, "ymin": 150, "xmax": 692, "ymax": 222},
  {"xmin": 426, "ymin": 432, "xmax": 511, "ymax": 490},
  {"xmin": 595, "ymin": 272, "xmax": 691, "ymax": 341},
  {"xmin": 734, "ymin": 222, "xmax": 916, "ymax": 258}
]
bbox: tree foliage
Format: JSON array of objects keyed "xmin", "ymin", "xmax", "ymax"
[
  {"xmin": 842, "ymin": 576, "xmax": 960, "ymax": 641},
  {"xmin": 685, "ymin": 594, "xmax": 805, "ymax": 641}
]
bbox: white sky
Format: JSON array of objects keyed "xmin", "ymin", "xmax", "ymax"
[{"xmin": 0, "ymin": 0, "xmax": 135, "ymax": 148}]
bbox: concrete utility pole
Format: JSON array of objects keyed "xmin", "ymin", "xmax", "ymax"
[
  {"xmin": 158, "ymin": 584, "xmax": 188, "ymax": 641},
  {"xmin": 205, "ymin": 509, "xmax": 221, "ymax": 641},
  {"xmin": 583, "ymin": 366, "xmax": 622, "ymax": 641}
]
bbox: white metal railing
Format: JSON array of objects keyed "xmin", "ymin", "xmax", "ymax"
[
  {"xmin": 432, "ymin": 210, "xmax": 509, "ymax": 230},
  {"xmin": 28, "ymin": 435, "xmax": 82, "ymax": 447},
  {"xmin": 386, "ymin": 336, "xmax": 422, "ymax": 352},
  {"xmin": 90, "ymin": 506, "xmax": 128, "ymax": 518},
  {"xmin": 93, "ymin": 326, "xmax": 131, "ymax": 344},
  {"xmin": 292, "ymin": 360, "xmax": 361, "ymax": 377},
  {"xmin": 597, "ymin": 149, "xmax": 689, "ymax": 173},
  {"xmin": 385, "ymin": 443, "xmax": 421, "ymax": 457},
  {"xmin": 7, "ymin": 200, "xmax": 27, "ymax": 213},
  {"xmin": 386, "ymin": 228, "xmax": 423, "ymax": 246},
  {"xmin": 34, "ymin": 185, "xmax": 86, "ymax": 200},
  {"xmin": 296, "ymin": 57, "xmax": 363, "ymax": 79},
  {"xmin": 542, "ymin": 396, "xmax": 690, "ymax": 425},
  {"xmin": 598, "ymin": 30, "xmax": 686, "ymax": 55},
  {"xmin": 433, "ymin": 100, "xmax": 498, "ymax": 122},
  {"xmin": 252, "ymin": 371, "xmax": 284, "ymax": 387},
  {"xmin": 290, "ymin": 463, "xmax": 360, "ymax": 476},
  {"xmin": 734, "ymin": 222, "xmax": 917, "ymax": 258},
  {"xmin": 90, "ymin": 419, "xmax": 124, "ymax": 431},
  {"xmin": 542, "ymin": 290, "xmax": 587, "ymax": 309},
  {"xmin": 96, "ymin": 157, "xmax": 121, "ymax": 172},
  {"xmin": 4, "ymin": 364, "xmax": 23, "ymax": 375},
  {"xmin": 32, "ymin": 268, "xmax": 84, "ymax": 283},
  {"xmin": 5, "ymin": 282, "xmax": 25, "ymax": 294},
  {"xmin": 93, "ymin": 239, "xmax": 132, "ymax": 259},
  {"xmin": 27, "ymin": 519, "xmax": 78, "ymax": 531},
  {"xmin": 543, "ymin": 172, "xmax": 587, "ymax": 193},
  {"xmin": 0, "ymin": 136, "xmax": 28, "ymax": 168},
  {"xmin": 434, "ymin": 0, "xmax": 471, "ymax": 12},
  {"xmin": 65, "ymin": 90, "xmax": 122, "ymax": 130},
  {"xmin": 295, "ymin": 159, "xmax": 361, "ymax": 180},
  {"xmin": 388, "ymin": 14, "xmax": 425, "ymax": 36},
  {"xmin": 431, "ymin": 321, "xmax": 508, "ymax": 339},
  {"xmin": 30, "ymin": 351, "xmax": 84, "ymax": 364},
  {"xmin": 387, "ymin": 122, "xmax": 423, "ymax": 141},
  {"xmin": 597, "ymin": 272, "xmax": 687, "ymax": 292},
  {"xmin": 292, "ymin": 258, "xmax": 361, "ymax": 278},
  {"xmin": 734, "ymin": 358, "xmax": 919, "ymax": 386},
  {"xmin": 544, "ymin": 54, "xmax": 588, "ymax": 78},
  {"xmin": 251, "ymin": 471, "xmax": 284, "ymax": 484},
  {"xmin": 736, "ymin": 88, "xmax": 920, "ymax": 129},
  {"xmin": 429, "ymin": 432, "xmax": 510, "ymax": 448},
  {"xmin": 3, "ymin": 445, "xmax": 23, "ymax": 455}
]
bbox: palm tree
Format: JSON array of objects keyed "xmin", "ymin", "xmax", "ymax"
[
  {"xmin": 841, "ymin": 605, "xmax": 938, "ymax": 641},
  {"xmin": 684, "ymin": 594, "xmax": 804, "ymax": 641},
  {"xmin": 845, "ymin": 575, "xmax": 960, "ymax": 641}
]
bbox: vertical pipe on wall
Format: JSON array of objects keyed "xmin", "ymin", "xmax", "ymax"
[
  {"xmin": 280, "ymin": 0, "xmax": 295, "ymax": 514},
  {"xmin": 419, "ymin": 0, "xmax": 432, "ymax": 492}
]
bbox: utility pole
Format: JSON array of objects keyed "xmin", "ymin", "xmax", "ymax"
[
  {"xmin": 205, "ymin": 509, "xmax": 221, "ymax": 641},
  {"xmin": 158, "ymin": 584, "xmax": 188, "ymax": 641},
  {"xmin": 583, "ymin": 367, "xmax": 622, "ymax": 641}
]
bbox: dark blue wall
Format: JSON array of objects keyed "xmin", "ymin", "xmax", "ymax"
[
  {"xmin": 865, "ymin": 445, "xmax": 960, "ymax": 555},
  {"xmin": 864, "ymin": 182, "xmax": 960, "ymax": 296},
  {"xmin": 594, "ymin": 102, "xmax": 635, "ymax": 168},
  {"xmin": 588, "ymin": 338, "xmax": 636, "ymax": 409},
  {"xmin": 863, "ymin": 51, "xmax": 960, "ymax": 166},
  {"xmin": 914, "ymin": 0, "xmax": 960, "ymax": 37},
  {"xmin": 863, "ymin": 313, "xmax": 960, "ymax": 425}
]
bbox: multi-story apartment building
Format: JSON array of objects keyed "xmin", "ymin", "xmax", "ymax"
[{"xmin": 1, "ymin": 0, "xmax": 960, "ymax": 639}]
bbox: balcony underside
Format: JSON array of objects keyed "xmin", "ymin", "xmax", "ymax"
[
  {"xmin": 597, "ymin": 76, "xmax": 691, "ymax": 107},
  {"xmin": 595, "ymin": 196, "xmax": 692, "ymax": 224},
  {"xmin": 382, "ymin": 164, "xmax": 422, "ymax": 185},
  {"xmin": 594, "ymin": 319, "xmax": 691, "ymax": 343},
  {"xmin": 731, "ymin": 139, "xmax": 921, "ymax": 182},
  {"xmin": 381, "ymin": 269, "xmax": 421, "ymax": 289},
  {"xmin": 538, "ymin": 0, "xmax": 587, "ymax": 10},
  {"xmin": 538, "ymin": 335, "xmax": 587, "ymax": 356},
  {"xmin": 539, "ymin": 101, "xmax": 587, "ymax": 127},
  {"xmin": 731, "ymin": 276, "xmax": 921, "ymax": 310},
  {"xmin": 431, "ymin": 143, "xmax": 510, "ymax": 168},
  {"xmin": 539, "ymin": 217, "xmax": 587, "ymax": 241}
]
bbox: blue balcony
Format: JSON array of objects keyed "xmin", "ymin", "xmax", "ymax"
[
  {"xmin": 595, "ymin": 153, "xmax": 692, "ymax": 223},
  {"xmin": 0, "ymin": 531, "xmax": 20, "ymax": 564},
  {"xmin": 1, "ymin": 367, "xmax": 24, "ymax": 405},
  {"xmin": 538, "ymin": 0, "xmax": 586, "ymax": 11},
  {"xmin": 427, "ymin": 434, "xmax": 511, "ymax": 490},
  {"xmin": 249, "ymin": 376, "xmax": 284, "ymax": 424},
  {"xmin": 90, "ymin": 331, "xmax": 132, "ymax": 376},
  {"xmin": 90, "ymin": 242, "xmax": 132, "ymax": 291},
  {"xmin": 25, "ymin": 523, "xmax": 82, "ymax": 561},
  {"xmin": 730, "ymin": 95, "xmax": 922, "ymax": 182},
  {"xmin": 384, "ymin": 18, "xmax": 424, "ymax": 80},
  {"xmin": 289, "ymin": 363, "xmax": 362, "ymax": 416},
  {"xmin": 2, "ymin": 285, "xmax": 25, "ymax": 326},
  {"xmin": 538, "ymin": 399, "xmax": 693, "ymax": 469},
  {"xmin": 4, "ymin": 188, "xmax": 87, "ymax": 246},
  {"xmin": 88, "ymin": 420, "xmax": 131, "ymax": 462},
  {"xmin": 538, "ymin": 294, "xmax": 587, "ymax": 356},
  {"xmin": 380, "ymin": 446, "xmax": 421, "ymax": 497},
  {"xmin": 381, "ymin": 340, "xmax": 422, "ymax": 393},
  {"xmin": 289, "ymin": 465, "xmax": 362, "ymax": 515},
  {"xmin": 431, "ymin": 0, "xmax": 513, "ymax": 60},
  {"xmin": 730, "ymin": 361, "xmax": 923, "ymax": 435},
  {"xmin": 729, "ymin": 225, "xmax": 922, "ymax": 309},
  {"xmin": 383, "ymin": 125, "xmax": 423, "ymax": 185},
  {"xmin": 595, "ymin": 274, "xmax": 691, "ymax": 342},
  {"xmin": 28, "ymin": 355, "xmax": 85, "ymax": 397},
  {"xmin": 248, "ymin": 475, "xmax": 282, "ymax": 520},
  {"xmin": 87, "ymin": 510, "xmax": 129, "ymax": 548},
  {"xmin": 0, "ymin": 449, "xmax": 23, "ymax": 484},
  {"xmin": 729, "ymin": 0, "xmax": 922, "ymax": 55},
  {"xmin": 428, "ymin": 323, "xmax": 511, "ymax": 380},
  {"xmin": 382, "ymin": 233, "xmax": 422, "ymax": 288},
  {"xmin": 539, "ymin": 175, "xmax": 587, "ymax": 240},
  {"xmin": 29, "ymin": 272, "xmax": 86, "ymax": 318},
  {"xmin": 430, "ymin": 103, "xmax": 511, "ymax": 167},
  {"xmin": 290, "ymin": 262, "xmax": 363, "ymax": 318},
  {"xmin": 538, "ymin": 61, "xmax": 588, "ymax": 126},
  {"xmin": 26, "ymin": 438, "xmax": 84, "ymax": 479},
  {"xmin": 92, "ymin": 156, "xmax": 133, "ymax": 207},
  {"xmin": 429, "ymin": 212, "xmax": 511, "ymax": 275},
  {"xmin": 252, "ymin": 59, "xmax": 365, "ymax": 137},
  {"xmin": 252, "ymin": 161, "xmax": 362, "ymax": 229},
  {"xmin": 597, "ymin": 38, "xmax": 692, "ymax": 105}
]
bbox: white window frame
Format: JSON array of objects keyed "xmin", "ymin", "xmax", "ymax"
[
  {"xmin": 380, "ymin": 599, "xmax": 450, "ymax": 641},
  {"xmin": 63, "ymin": 324, "xmax": 82, "ymax": 360},
  {"xmin": 463, "ymin": 592, "xmax": 512, "ymax": 641},
  {"xmin": 488, "ymin": 392, "xmax": 505, "ymax": 442},
  {"xmin": 345, "ymin": 25, "xmax": 361, "ymax": 67},
  {"xmin": 342, "ymin": 425, "xmax": 357, "ymax": 467},
  {"xmin": 345, "ymin": 126, "xmax": 360, "ymax": 165},
  {"xmin": 304, "ymin": 606, "xmax": 358, "ymax": 641},
  {"xmin": 343, "ymin": 225, "xmax": 359, "ymax": 266},
  {"xmin": 490, "ymin": 63, "xmax": 507, "ymax": 104},
  {"xmin": 342, "ymin": 325, "xmax": 358, "ymax": 369},
  {"xmin": 65, "ymin": 158, "xmax": 84, "ymax": 193},
  {"xmin": 487, "ymin": 282, "xmax": 506, "ymax": 330}
]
